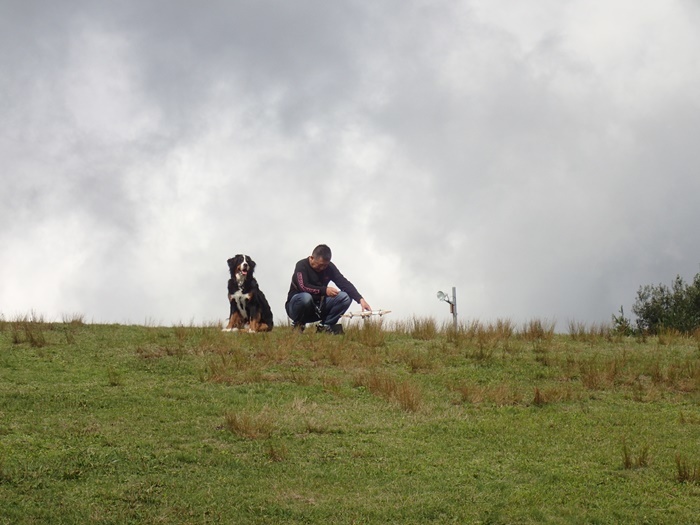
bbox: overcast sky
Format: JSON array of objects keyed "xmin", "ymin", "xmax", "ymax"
[{"xmin": 2, "ymin": 0, "xmax": 699, "ymax": 328}]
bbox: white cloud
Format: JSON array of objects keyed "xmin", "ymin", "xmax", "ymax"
[
  {"xmin": 2, "ymin": 0, "xmax": 700, "ymax": 328},
  {"xmin": 63, "ymin": 25, "xmax": 161, "ymax": 143}
]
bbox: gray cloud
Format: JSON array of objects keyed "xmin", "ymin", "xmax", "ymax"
[{"xmin": 2, "ymin": 0, "xmax": 700, "ymax": 327}]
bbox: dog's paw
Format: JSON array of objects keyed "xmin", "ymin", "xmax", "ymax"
[
  {"xmin": 247, "ymin": 328, "xmax": 256, "ymax": 333},
  {"xmin": 221, "ymin": 328, "xmax": 231, "ymax": 332}
]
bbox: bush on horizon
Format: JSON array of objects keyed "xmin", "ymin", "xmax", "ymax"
[{"xmin": 627, "ymin": 269, "xmax": 700, "ymax": 335}]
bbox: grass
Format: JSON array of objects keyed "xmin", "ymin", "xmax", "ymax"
[
  {"xmin": 675, "ymin": 454, "xmax": 700, "ymax": 484},
  {"xmin": 621, "ymin": 438, "xmax": 651, "ymax": 470},
  {"xmin": 1, "ymin": 316, "xmax": 700, "ymax": 524}
]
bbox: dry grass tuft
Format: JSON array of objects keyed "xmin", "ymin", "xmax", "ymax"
[
  {"xmin": 64, "ymin": 328, "xmax": 76, "ymax": 344},
  {"xmin": 693, "ymin": 328, "xmax": 700, "ymax": 351},
  {"xmin": 520, "ymin": 319, "xmax": 556, "ymax": 341},
  {"xmin": 355, "ymin": 370, "xmax": 396, "ymax": 397},
  {"xmin": 394, "ymin": 348, "xmax": 436, "ymax": 373},
  {"xmin": 568, "ymin": 320, "xmax": 612, "ymax": 343},
  {"xmin": 266, "ymin": 441, "xmax": 288, "ymax": 462},
  {"xmin": 532, "ymin": 387, "xmax": 546, "ymax": 407},
  {"xmin": 173, "ymin": 323, "xmax": 189, "ymax": 342},
  {"xmin": 490, "ymin": 383, "xmax": 523, "ymax": 406},
  {"xmin": 451, "ymin": 382, "xmax": 523, "ymax": 407},
  {"xmin": 395, "ymin": 381, "xmax": 422, "ymax": 412},
  {"xmin": 451, "ymin": 383, "xmax": 485, "ymax": 405},
  {"xmin": 61, "ymin": 312, "xmax": 85, "ymax": 325},
  {"xmin": 321, "ymin": 375, "xmax": 343, "ymax": 393},
  {"xmin": 326, "ymin": 345, "xmax": 353, "ymax": 368},
  {"xmin": 203, "ymin": 349, "xmax": 260, "ymax": 384},
  {"xmin": 679, "ymin": 411, "xmax": 700, "ymax": 425},
  {"xmin": 224, "ymin": 409, "xmax": 274, "ymax": 440},
  {"xmin": 658, "ymin": 328, "xmax": 684, "ymax": 346},
  {"xmin": 675, "ymin": 454, "xmax": 700, "ymax": 484},
  {"xmin": 622, "ymin": 439, "xmax": 651, "ymax": 469},
  {"xmin": 578, "ymin": 357, "xmax": 609, "ymax": 390},
  {"xmin": 532, "ymin": 343, "xmax": 555, "ymax": 367},
  {"xmin": 354, "ymin": 370, "xmax": 423, "ymax": 412},
  {"xmin": 454, "ymin": 382, "xmax": 578, "ymax": 407},
  {"xmin": 345, "ymin": 319, "xmax": 386, "ymax": 347},
  {"xmin": 444, "ymin": 319, "xmax": 516, "ymax": 356},
  {"xmin": 408, "ymin": 317, "xmax": 438, "ymax": 341},
  {"xmin": 9, "ymin": 314, "xmax": 49, "ymax": 348}
]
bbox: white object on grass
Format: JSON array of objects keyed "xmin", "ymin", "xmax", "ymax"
[{"xmin": 342, "ymin": 309, "xmax": 392, "ymax": 319}]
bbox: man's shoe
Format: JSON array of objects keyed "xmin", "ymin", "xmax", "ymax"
[
  {"xmin": 317, "ymin": 323, "xmax": 344, "ymax": 335},
  {"xmin": 292, "ymin": 322, "xmax": 305, "ymax": 333}
]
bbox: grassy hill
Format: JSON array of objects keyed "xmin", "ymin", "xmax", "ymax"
[{"xmin": 1, "ymin": 316, "xmax": 699, "ymax": 524}]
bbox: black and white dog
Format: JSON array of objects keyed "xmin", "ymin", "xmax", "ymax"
[{"xmin": 222, "ymin": 254, "xmax": 274, "ymax": 332}]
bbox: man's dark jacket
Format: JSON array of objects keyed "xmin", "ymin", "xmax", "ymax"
[{"xmin": 286, "ymin": 258, "xmax": 362, "ymax": 309}]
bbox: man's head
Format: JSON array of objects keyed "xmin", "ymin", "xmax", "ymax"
[{"xmin": 309, "ymin": 244, "xmax": 332, "ymax": 272}]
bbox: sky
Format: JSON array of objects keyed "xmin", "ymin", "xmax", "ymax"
[{"xmin": 2, "ymin": 0, "xmax": 700, "ymax": 328}]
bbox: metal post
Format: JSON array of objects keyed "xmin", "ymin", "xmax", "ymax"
[{"xmin": 437, "ymin": 288, "xmax": 458, "ymax": 330}]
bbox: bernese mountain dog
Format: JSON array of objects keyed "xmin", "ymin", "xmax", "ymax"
[{"xmin": 222, "ymin": 254, "xmax": 274, "ymax": 332}]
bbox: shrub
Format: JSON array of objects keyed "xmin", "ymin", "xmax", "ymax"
[
  {"xmin": 611, "ymin": 306, "xmax": 634, "ymax": 336},
  {"xmin": 632, "ymin": 272, "xmax": 700, "ymax": 335}
]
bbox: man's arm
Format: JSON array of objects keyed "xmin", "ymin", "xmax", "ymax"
[{"xmin": 328, "ymin": 263, "xmax": 362, "ymax": 303}]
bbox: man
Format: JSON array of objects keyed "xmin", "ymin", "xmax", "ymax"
[{"xmin": 286, "ymin": 244, "xmax": 371, "ymax": 334}]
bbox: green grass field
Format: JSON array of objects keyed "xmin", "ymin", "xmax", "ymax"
[{"xmin": 1, "ymin": 316, "xmax": 699, "ymax": 524}]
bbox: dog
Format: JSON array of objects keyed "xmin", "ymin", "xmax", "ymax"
[{"xmin": 222, "ymin": 254, "xmax": 274, "ymax": 332}]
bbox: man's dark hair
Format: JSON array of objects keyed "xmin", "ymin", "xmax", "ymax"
[{"xmin": 312, "ymin": 244, "xmax": 332, "ymax": 260}]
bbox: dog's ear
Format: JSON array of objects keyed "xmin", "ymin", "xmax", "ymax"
[
  {"xmin": 248, "ymin": 257, "xmax": 256, "ymax": 272},
  {"xmin": 227, "ymin": 254, "xmax": 242, "ymax": 272},
  {"xmin": 226, "ymin": 253, "xmax": 243, "ymax": 270}
]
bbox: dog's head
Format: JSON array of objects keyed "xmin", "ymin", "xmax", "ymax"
[{"xmin": 227, "ymin": 254, "xmax": 256, "ymax": 283}]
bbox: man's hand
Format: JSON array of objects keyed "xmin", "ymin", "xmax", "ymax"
[
  {"xmin": 360, "ymin": 298, "xmax": 371, "ymax": 312},
  {"xmin": 326, "ymin": 286, "xmax": 340, "ymax": 297}
]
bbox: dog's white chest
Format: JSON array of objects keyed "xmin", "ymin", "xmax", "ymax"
[{"xmin": 231, "ymin": 290, "xmax": 251, "ymax": 319}]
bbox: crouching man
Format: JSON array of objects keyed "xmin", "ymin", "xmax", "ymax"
[{"xmin": 285, "ymin": 244, "xmax": 371, "ymax": 334}]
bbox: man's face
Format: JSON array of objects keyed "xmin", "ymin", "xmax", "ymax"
[{"xmin": 309, "ymin": 256, "xmax": 330, "ymax": 272}]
